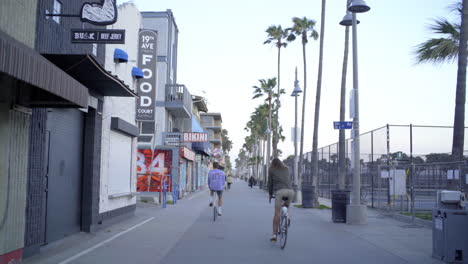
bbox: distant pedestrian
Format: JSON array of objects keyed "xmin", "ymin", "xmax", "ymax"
[
  {"xmin": 208, "ymin": 162, "xmax": 226, "ymax": 216},
  {"xmin": 227, "ymin": 174, "xmax": 233, "ymax": 189},
  {"xmin": 248, "ymin": 176, "xmax": 256, "ymax": 188}
]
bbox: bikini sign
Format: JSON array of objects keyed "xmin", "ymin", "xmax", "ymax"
[{"xmin": 136, "ymin": 30, "xmax": 157, "ymax": 121}]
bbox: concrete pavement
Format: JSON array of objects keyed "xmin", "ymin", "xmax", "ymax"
[{"xmin": 24, "ymin": 181, "xmax": 441, "ymax": 264}]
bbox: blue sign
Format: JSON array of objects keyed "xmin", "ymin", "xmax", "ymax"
[{"xmin": 333, "ymin": 121, "xmax": 353, "ymax": 129}]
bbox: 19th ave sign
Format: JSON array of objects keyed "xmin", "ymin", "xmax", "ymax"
[{"xmin": 136, "ymin": 30, "xmax": 157, "ymax": 121}]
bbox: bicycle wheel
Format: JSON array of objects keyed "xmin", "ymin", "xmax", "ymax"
[{"xmin": 279, "ymin": 214, "xmax": 288, "ymax": 249}]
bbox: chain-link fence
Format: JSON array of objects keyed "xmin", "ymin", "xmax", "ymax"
[{"xmin": 302, "ymin": 125, "xmax": 468, "ymax": 219}]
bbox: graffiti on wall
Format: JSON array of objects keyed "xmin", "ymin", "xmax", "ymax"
[{"xmin": 136, "ymin": 149, "xmax": 172, "ymax": 192}]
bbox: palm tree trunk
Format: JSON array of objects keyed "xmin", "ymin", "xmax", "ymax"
[
  {"xmin": 338, "ymin": 26, "xmax": 350, "ymax": 190},
  {"xmin": 310, "ymin": 0, "xmax": 326, "ymax": 207},
  {"xmin": 451, "ymin": 0, "xmax": 468, "ymax": 189},
  {"xmin": 299, "ymin": 41, "xmax": 307, "ymax": 190},
  {"xmin": 273, "ymin": 47, "xmax": 281, "ymax": 158}
]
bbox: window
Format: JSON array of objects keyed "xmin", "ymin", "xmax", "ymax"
[
  {"xmin": 92, "ymin": 44, "xmax": 98, "ymax": 56},
  {"xmin": 52, "ymin": 0, "xmax": 62, "ymax": 24}
]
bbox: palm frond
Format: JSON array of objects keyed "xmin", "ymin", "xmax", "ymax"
[
  {"xmin": 429, "ymin": 18, "xmax": 460, "ymax": 40},
  {"xmin": 414, "ymin": 37, "xmax": 458, "ymax": 64}
]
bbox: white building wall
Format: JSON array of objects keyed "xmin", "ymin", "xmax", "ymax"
[{"xmin": 100, "ymin": 3, "xmax": 141, "ymax": 213}]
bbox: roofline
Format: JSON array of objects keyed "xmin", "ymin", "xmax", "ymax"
[{"xmin": 141, "ymin": 9, "xmax": 179, "ymax": 33}]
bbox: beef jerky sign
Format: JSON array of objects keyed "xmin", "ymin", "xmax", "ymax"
[{"xmin": 136, "ymin": 30, "xmax": 157, "ymax": 121}]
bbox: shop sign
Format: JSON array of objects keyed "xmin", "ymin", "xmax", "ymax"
[
  {"xmin": 136, "ymin": 30, "xmax": 157, "ymax": 121},
  {"xmin": 180, "ymin": 147, "xmax": 196, "ymax": 161},
  {"xmin": 183, "ymin": 132, "xmax": 208, "ymax": 142},
  {"xmin": 47, "ymin": 0, "xmax": 118, "ymax": 26},
  {"xmin": 71, "ymin": 29, "xmax": 125, "ymax": 44}
]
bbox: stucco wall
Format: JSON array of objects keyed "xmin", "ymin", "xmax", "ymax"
[
  {"xmin": 0, "ymin": 0, "xmax": 37, "ymax": 48},
  {"xmin": 100, "ymin": 3, "xmax": 140, "ymax": 213}
]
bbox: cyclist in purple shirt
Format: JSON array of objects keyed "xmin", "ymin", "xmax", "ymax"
[{"xmin": 208, "ymin": 162, "xmax": 226, "ymax": 216}]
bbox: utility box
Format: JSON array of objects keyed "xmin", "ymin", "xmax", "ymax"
[
  {"xmin": 433, "ymin": 190, "xmax": 468, "ymax": 263},
  {"xmin": 433, "ymin": 209, "xmax": 468, "ymax": 263}
]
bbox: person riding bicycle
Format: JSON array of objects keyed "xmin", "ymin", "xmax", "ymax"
[
  {"xmin": 268, "ymin": 158, "xmax": 294, "ymax": 242},
  {"xmin": 208, "ymin": 162, "xmax": 226, "ymax": 216}
]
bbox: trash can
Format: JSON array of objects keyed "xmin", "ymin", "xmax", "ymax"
[
  {"xmin": 302, "ymin": 184, "xmax": 315, "ymax": 208},
  {"xmin": 331, "ymin": 190, "xmax": 350, "ymax": 223}
]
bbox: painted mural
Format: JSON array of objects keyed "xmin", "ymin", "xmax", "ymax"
[{"xmin": 136, "ymin": 149, "xmax": 172, "ymax": 192}]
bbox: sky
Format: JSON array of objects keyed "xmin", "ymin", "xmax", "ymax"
[{"xmin": 118, "ymin": 0, "xmax": 463, "ymax": 162}]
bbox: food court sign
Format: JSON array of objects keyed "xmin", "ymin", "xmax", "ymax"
[{"xmin": 136, "ymin": 30, "xmax": 157, "ymax": 121}]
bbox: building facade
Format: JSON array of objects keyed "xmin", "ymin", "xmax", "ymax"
[{"xmin": 23, "ymin": 0, "xmax": 136, "ymax": 258}]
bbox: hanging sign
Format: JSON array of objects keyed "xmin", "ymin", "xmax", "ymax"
[
  {"xmin": 71, "ymin": 29, "xmax": 125, "ymax": 44},
  {"xmin": 80, "ymin": 0, "xmax": 118, "ymax": 26},
  {"xmin": 47, "ymin": 0, "xmax": 118, "ymax": 26},
  {"xmin": 136, "ymin": 30, "xmax": 157, "ymax": 121}
]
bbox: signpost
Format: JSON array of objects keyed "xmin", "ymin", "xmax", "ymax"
[{"xmin": 333, "ymin": 121, "xmax": 353, "ymax": 130}]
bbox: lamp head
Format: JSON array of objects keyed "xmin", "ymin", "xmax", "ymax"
[
  {"xmin": 339, "ymin": 12, "xmax": 360, "ymax": 26},
  {"xmin": 291, "ymin": 80, "xmax": 302, "ymax": 96},
  {"xmin": 348, "ymin": 0, "xmax": 371, "ymax": 13}
]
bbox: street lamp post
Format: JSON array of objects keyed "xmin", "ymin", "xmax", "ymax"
[
  {"xmin": 346, "ymin": 0, "xmax": 370, "ymax": 225},
  {"xmin": 291, "ymin": 67, "xmax": 303, "ymax": 202}
]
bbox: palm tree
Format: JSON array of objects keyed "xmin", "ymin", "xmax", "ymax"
[
  {"xmin": 308, "ymin": 0, "xmax": 328, "ymax": 207},
  {"xmin": 264, "ymin": 25, "xmax": 288, "ymax": 158},
  {"xmin": 414, "ymin": 0, "xmax": 468, "ymax": 166},
  {"xmin": 338, "ymin": 3, "xmax": 351, "ymax": 190},
  {"xmin": 252, "ymin": 78, "xmax": 278, "ymax": 186},
  {"xmin": 287, "ymin": 17, "xmax": 319, "ymax": 207}
]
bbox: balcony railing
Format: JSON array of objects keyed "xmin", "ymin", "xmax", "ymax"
[{"xmin": 165, "ymin": 84, "xmax": 192, "ymax": 118}]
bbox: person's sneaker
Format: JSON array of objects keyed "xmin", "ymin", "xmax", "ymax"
[
  {"xmin": 270, "ymin": 235, "xmax": 277, "ymax": 242},
  {"xmin": 218, "ymin": 208, "xmax": 222, "ymax": 216}
]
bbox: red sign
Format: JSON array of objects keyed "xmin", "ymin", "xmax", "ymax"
[
  {"xmin": 136, "ymin": 149, "xmax": 172, "ymax": 192},
  {"xmin": 180, "ymin": 147, "xmax": 196, "ymax": 161},
  {"xmin": 183, "ymin": 132, "xmax": 208, "ymax": 142}
]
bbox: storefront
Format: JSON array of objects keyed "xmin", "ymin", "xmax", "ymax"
[
  {"xmin": 0, "ymin": 29, "xmax": 89, "ymax": 263},
  {"xmin": 180, "ymin": 147, "xmax": 196, "ymax": 195}
]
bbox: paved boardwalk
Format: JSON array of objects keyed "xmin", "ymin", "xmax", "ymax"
[{"xmin": 24, "ymin": 181, "xmax": 441, "ymax": 264}]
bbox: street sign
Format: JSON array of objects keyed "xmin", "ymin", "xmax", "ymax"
[{"xmin": 333, "ymin": 121, "xmax": 353, "ymax": 130}]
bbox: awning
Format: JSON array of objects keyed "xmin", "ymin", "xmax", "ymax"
[
  {"xmin": 192, "ymin": 142, "xmax": 211, "ymax": 156},
  {"xmin": 43, "ymin": 54, "xmax": 137, "ymax": 97},
  {"xmin": 0, "ymin": 30, "xmax": 88, "ymax": 107},
  {"xmin": 114, "ymin": 49, "xmax": 128, "ymax": 63},
  {"xmin": 132, "ymin": 67, "xmax": 144, "ymax": 79}
]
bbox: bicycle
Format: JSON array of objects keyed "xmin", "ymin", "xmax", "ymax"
[{"xmin": 270, "ymin": 196, "xmax": 289, "ymax": 249}]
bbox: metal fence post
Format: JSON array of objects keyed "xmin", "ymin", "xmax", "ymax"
[
  {"xmin": 371, "ymin": 130, "xmax": 374, "ymax": 208},
  {"xmin": 410, "ymin": 124, "xmax": 415, "ymax": 223},
  {"xmin": 386, "ymin": 124, "xmax": 391, "ymax": 209},
  {"xmin": 329, "ymin": 145, "xmax": 331, "ymax": 199}
]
